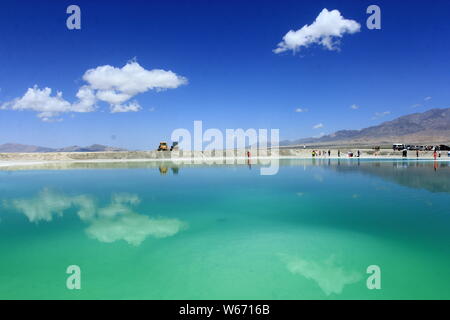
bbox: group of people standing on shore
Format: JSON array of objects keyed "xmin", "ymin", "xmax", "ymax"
[
  {"xmin": 310, "ymin": 148, "xmax": 445, "ymax": 159},
  {"xmin": 311, "ymin": 149, "xmax": 361, "ymax": 158},
  {"xmin": 311, "ymin": 150, "xmax": 331, "ymax": 157},
  {"xmin": 411, "ymin": 148, "xmax": 442, "ymax": 159}
]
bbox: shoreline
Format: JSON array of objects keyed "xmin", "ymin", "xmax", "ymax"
[
  {"xmin": 1, "ymin": 148, "xmax": 449, "ymax": 169},
  {"xmin": 1, "ymin": 154, "xmax": 449, "ymax": 170}
]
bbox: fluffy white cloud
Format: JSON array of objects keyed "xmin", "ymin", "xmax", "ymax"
[
  {"xmin": 95, "ymin": 89, "xmax": 132, "ymax": 105},
  {"xmin": 83, "ymin": 62, "xmax": 187, "ymax": 95},
  {"xmin": 313, "ymin": 123, "xmax": 324, "ymax": 129},
  {"xmin": 82, "ymin": 61, "xmax": 187, "ymax": 113},
  {"xmin": 295, "ymin": 108, "xmax": 308, "ymax": 113},
  {"xmin": 110, "ymin": 101, "xmax": 142, "ymax": 113},
  {"xmin": 1, "ymin": 61, "xmax": 187, "ymax": 121},
  {"xmin": 274, "ymin": 9, "xmax": 360, "ymax": 54},
  {"xmin": 350, "ymin": 104, "xmax": 360, "ymax": 110},
  {"xmin": 72, "ymin": 86, "xmax": 97, "ymax": 113},
  {"xmin": 1, "ymin": 86, "xmax": 94, "ymax": 122}
]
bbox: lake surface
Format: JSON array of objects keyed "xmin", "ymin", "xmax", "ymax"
[{"xmin": 1, "ymin": 159, "xmax": 449, "ymax": 299}]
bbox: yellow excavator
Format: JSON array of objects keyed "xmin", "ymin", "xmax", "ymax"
[
  {"xmin": 157, "ymin": 141, "xmax": 179, "ymax": 151},
  {"xmin": 157, "ymin": 142, "xmax": 169, "ymax": 151}
]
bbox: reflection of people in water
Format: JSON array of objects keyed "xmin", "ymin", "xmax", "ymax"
[
  {"xmin": 247, "ymin": 159, "xmax": 252, "ymax": 170},
  {"xmin": 434, "ymin": 161, "xmax": 438, "ymax": 171},
  {"xmin": 171, "ymin": 167, "xmax": 179, "ymax": 175}
]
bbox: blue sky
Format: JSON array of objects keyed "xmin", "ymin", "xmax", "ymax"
[{"xmin": 0, "ymin": 0, "xmax": 449, "ymax": 149}]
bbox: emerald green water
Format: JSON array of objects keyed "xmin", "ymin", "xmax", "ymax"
[{"xmin": 0, "ymin": 159, "xmax": 449, "ymax": 299}]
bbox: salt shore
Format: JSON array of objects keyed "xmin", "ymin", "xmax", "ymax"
[{"xmin": 0, "ymin": 148, "xmax": 449, "ymax": 170}]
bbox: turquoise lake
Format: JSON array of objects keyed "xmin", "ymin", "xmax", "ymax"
[{"xmin": 0, "ymin": 159, "xmax": 449, "ymax": 299}]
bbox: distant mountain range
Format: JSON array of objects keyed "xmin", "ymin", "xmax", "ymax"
[
  {"xmin": 281, "ymin": 108, "xmax": 450, "ymax": 146},
  {"xmin": 2, "ymin": 108, "xmax": 449, "ymax": 152},
  {"xmin": 0, "ymin": 143, "xmax": 127, "ymax": 153}
]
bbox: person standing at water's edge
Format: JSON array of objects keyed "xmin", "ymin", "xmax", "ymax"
[{"xmin": 402, "ymin": 149, "xmax": 408, "ymax": 158}]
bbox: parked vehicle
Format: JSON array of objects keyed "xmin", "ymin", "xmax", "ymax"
[{"xmin": 170, "ymin": 141, "xmax": 179, "ymax": 151}]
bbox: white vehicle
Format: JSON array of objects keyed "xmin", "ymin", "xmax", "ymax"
[{"xmin": 393, "ymin": 143, "xmax": 405, "ymax": 151}]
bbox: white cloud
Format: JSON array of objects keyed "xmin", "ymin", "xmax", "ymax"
[
  {"xmin": 72, "ymin": 86, "xmax": 97, "ymax": 113},
  {"xmin": 412, "ymin": 96, "xmax": 432, "ymax": 108},
  {"xmin": 372, "ymin": 111, "xmax": 391, "ymax": 120},
  {"xmin": 1, "ymin": 86, "xmax": 93, "ymax": 122},
  {"xmin": 1, "ymin": 61, "xmax": 187, "ymax": 121},
  {"xmin": 110, "ymin": 101, "xmax": 142, "ymax": 113},
  {"xmin": 83, "ymin": 62, "xmax": 187, "ymax": 114},
  {"xmin": 274, "ymin": 9, "xmax": 360, "ymax": 54},
  {"xmin": 95, "ymin": 90, "xmax": 132, "ymax": 105},
  {"xmin": 83, "ymin": 62, "xmax": 187, "ymax": 95},
  {"xmin": 350, "ymin": 104, "xmax": 360, "ymax": 110},
  {"xmin": 313, "ymin": 123, "xmax": 324, "ymax": 129},
  {"xmin": 295, "ymin": 108, "xmax": 308, "ymax": 113}
]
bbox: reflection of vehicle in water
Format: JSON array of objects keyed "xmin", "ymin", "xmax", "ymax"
[
  {"xmin": 158, "ymin": 165, "xmax": 180, "ymax": 175},
  {"xmin": 159, "ymin": 166, "xmax": 169, "ymax": 175}
]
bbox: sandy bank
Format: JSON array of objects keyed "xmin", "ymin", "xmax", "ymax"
[{"xmin": 0, "ymin": 148, "xmax": 449, "ymax": 169}]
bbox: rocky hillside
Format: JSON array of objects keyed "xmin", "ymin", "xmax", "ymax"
[{"xmin": 283, "ymin": 108, "xmax": 450, "ymax": 146}]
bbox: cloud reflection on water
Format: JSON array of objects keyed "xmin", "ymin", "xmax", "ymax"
[
  {"xmin": 5, "ymin": 189, "xmax": 186, "ymax": 246},
  {"xmin": 281, "ymin": 254, "xmax": 362, "ymax": 296}
]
